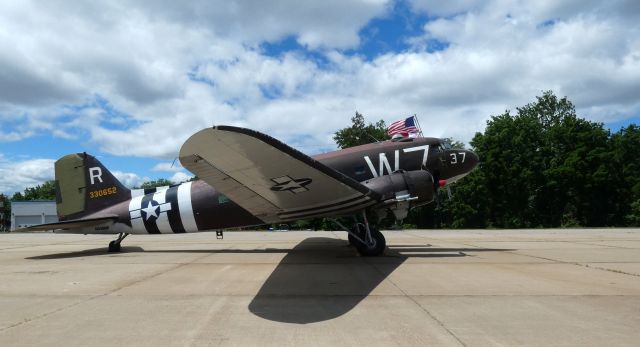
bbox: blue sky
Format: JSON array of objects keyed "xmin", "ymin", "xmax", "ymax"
[{"xmin": 1, "ymin": 0, "xmax": 639, "ymax": 195}]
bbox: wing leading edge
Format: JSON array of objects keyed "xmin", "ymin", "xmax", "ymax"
[{"xmin": 179, "ymin": 126, "xmax": 381, "ymax": 223}]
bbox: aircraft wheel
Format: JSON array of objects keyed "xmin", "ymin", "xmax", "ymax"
[
  {"xmin": 354, "ymin": 228, "xmax": 386, "ymax": 256},
  {"xmin": 108, "ymin": 240, "xmax": 121, "ymax": 252}
]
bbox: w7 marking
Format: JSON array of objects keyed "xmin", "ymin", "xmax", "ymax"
[{"xmin": 364, "ymin": 145, "xmax": 429, "ymax": 177}]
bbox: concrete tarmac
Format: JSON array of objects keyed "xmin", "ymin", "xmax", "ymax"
[{"xmin": 1, "ymin": 229, "xmax": 639, "ymax": 346}]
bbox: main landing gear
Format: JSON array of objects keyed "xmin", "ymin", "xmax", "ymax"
[
  {"xmin": 108, "ymin": 233, "xmax": 129, "ymax": 252},
  {"xmin": 334, "ymin": 211, "xmax": 386, "ymax": 256}
]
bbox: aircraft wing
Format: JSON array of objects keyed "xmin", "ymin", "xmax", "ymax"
[
  {"xmin": 15, "ymin": 215, "xmax": 118, "ymax": 232},
  {"xmin": 179, "ymin": 126, "xmax": 381, "ymax": 223}
]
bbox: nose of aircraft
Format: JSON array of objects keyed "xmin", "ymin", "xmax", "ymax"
[
  {"xmin": 440, "ymin": 148, "xmax": 480, "ymax": 183},
  {"xmin": 465, "ymin": 150, "xmax": 479, "ymax": 171}
]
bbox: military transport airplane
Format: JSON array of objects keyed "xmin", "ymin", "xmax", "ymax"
[{"xmin": 21, "ymin": 126, "xmax": 478, "ymax": 256}]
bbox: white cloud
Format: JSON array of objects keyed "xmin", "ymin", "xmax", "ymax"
[
  {"xmin": 0, "ymin": 0, "xmax": 639, "ymax": 165},
  {"xmin": 127, "ymin": 0, "xmax": 391, "ymax": 49},
  {"xmin": 152, "ymin": 162, "xmax": 183, "ymax": 173},
  {"xmin": 112, "ymin": 171, "xmax": 150, "ymax": 189},
  {"xmin": 0, "ymin": 155, "xmax": 55, "ymax": 195},
  {"xmin": 0, "ymin": 130, "xmax": 33, "ymax": 142},
  {"xmin": 0, "ymin": 0, "xmax": 390, "ymax": 108},
  {"xmin": 0, "ymin": 155, "xmax": 154, "ymax": 194},
  {"xmin": 408, "ymin": 0, "xmax": 484, "ymax": 16},
  {"xmin": 170, "ymin": 172, "xmax": 192, "ymax": 184}
]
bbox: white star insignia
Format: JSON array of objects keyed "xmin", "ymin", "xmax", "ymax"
[{"xmin": 141, "ymin": 201, "xmax": 159, "ymax": 221}]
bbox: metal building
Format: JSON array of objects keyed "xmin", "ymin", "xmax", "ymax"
[{"xmin": 10, "ymin": 201, "xmax": 58, "ymax": 231}]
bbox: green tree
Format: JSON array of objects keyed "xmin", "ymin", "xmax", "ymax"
[
  {"xmin": 10, "ymin": 192, "xmax": 24, "ymax": 201},
  {"xmin": 138, "ymin": 179, "xmax": 173, "ymax": 189},
  {"xmin": 609, "ymin": 125, "xmax": 640, "ymax": 226},
  {"xmin": 333, "ymin": 111, "xmax": 390, "ymax": 149},
  {"xmin": 11, "ymin": 180, "xmax": 56, "ymax": 201},
  {"xmin": 627, "ymin": 200, "xmax": 640, "ymax": 226},
  {"xmin": 436, "ymin": 168, "xmax": 490, "ymax": 228},
  {"xmin": 0, "ymin": 194, "xmax": 10, "ymax": 231},
  {"xmin": 467, "ymin": 91, "xmax": 615, "ymax": 228}
]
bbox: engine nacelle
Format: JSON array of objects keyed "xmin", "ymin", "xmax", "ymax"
[{"xmin": 362, "ymin": 170, "xmax": 435, "ymax": 220}]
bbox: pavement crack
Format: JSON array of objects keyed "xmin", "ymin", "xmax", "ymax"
[
  {"xmin": 0, "ymin": 252, "xmax": 213, "ymax": 333},
  {"xmin": 0, "ymin": 296, "xmax": 97, "ymax": 333},
  {"xmin": 461, "ymin": 242, "xmax": 640, "ymax": 278},
  {"xmin": 366, "ymin": 259, "xmax": 468, "ymax": 347},
  {"xmin": 584, "ymin": 264, "xmax": 640, "ymax": 277}
]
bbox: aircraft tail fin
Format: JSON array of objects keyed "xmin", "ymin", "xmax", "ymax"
[{"xmin": 55, "ymin": 153, "xmax": 130, "ymax": 220}]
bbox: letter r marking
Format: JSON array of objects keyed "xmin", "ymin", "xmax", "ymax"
[{"xmin": 89, "ymin": 167, "xmax": 103, "ymax": 185}]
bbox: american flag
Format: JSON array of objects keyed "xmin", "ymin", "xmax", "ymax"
[{"xmin": 387, "ymin": 116, "xmax": 418, "ymax": 136}]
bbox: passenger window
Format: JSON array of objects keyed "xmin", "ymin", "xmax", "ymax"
[{"xmin": 354, "ymin": 166, "xmax": 367, "ymax": 175}]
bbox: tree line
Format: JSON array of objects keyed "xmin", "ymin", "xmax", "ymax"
[{"xmin": 406, "ymin": 91, "xmax": 640, "ymax": 228}]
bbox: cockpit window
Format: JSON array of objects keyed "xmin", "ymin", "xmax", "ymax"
[{"xmin": 437, "ymin": 142, "xmax": 450, "ymax": 151}]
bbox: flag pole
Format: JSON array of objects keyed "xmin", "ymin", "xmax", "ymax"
[{"xmin": 414, "ymin": 114, "xmax": 424, "ymax": 137}]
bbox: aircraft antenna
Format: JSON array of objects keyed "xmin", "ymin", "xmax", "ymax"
[
  {"xmin": 170, "ymin": 157, "xmax": 178, "ymax": 169},
  {"xmin": 368, "ymin": 134, "xmax": 380, "ymax": 143}
]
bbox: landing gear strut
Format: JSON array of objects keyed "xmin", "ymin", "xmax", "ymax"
[
  {"xmin": 108, "ymin": 233, "xmax": 129, "ymax": 252},
  {"xmin": 335, "ymin": 211, "xmax": 386, "ymax": 256},
  {"xmin": 347, "ymin": 224, "xmax": 364, "ymax": 246}
]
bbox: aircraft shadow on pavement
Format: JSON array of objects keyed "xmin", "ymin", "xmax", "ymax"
[
  {"xmin": 247, "ymin": 237, "xmax": 514, "ymax": 324},
  {"xmin": 26, "ymin": 246, "xmax": 296, "ymax": 260},
  {"xmin": 25, "ymin": 236, "xmax": 513, "ymax": 325}
]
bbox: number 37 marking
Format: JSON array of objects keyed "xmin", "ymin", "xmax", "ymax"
[{"xmin": 450, "ymin": 152, "xmax": 466, "ymax": 164}]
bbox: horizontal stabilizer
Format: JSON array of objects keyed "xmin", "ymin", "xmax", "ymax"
[{"xmin": 15, "ymin": 215, "xmax": 118, "ymax": 232}]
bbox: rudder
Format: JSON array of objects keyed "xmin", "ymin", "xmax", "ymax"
[{"xmin": 55, "ymin": 153, "xmax": 130, "ymax": 220}]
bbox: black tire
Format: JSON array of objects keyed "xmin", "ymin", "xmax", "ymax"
[
  {"xmin": 108, "ymin": 240, "xmax": 121, "ymax": 252},
  {"xmin": 354, "ymin": 228, "xmax": 386, "ymax": 256}
]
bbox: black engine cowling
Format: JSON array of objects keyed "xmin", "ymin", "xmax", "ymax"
[{"xmin": 361, "ymin": 170, "xmax": 435, "ymax": 220}]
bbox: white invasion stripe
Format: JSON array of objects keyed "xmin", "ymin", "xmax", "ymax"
[
  {"xmin": 128, "ymin": 195, "xmax": 145, "ymax": 233},
  {"xmin": 128, "ymin": 195, "xmax": 143, "ymax": 218},
  {"xmin": 131, "ymin": 189, "xmax": 144, "ymax": 198},
  {"xmin": 177, "ymin": 182, "xmax": 198, "ymax": 232},
  {"xmin": 153, "ymin": 189, "xmax": 172, "ymax": 233},
  {"xmin": 156, "ymin": 186, "xmax": 169, "ymax": 191}
]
